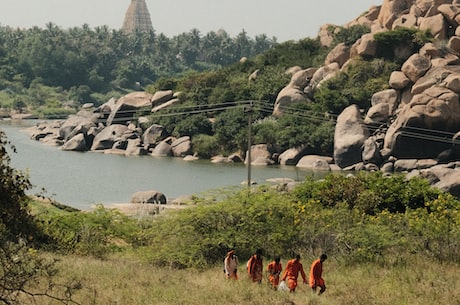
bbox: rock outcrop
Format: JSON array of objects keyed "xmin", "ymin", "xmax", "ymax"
[
  {"xmin": 270, "ymin": 0, "xmax": 460, "ymax": 197},
  {"xmin": 131, "ymin": 190, "xmax": 167, "ymax": 204}
]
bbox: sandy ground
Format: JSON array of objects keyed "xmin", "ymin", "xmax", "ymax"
[{"xmin": 102, "ymin": 202, "xmax": 189, "ymax": 217}]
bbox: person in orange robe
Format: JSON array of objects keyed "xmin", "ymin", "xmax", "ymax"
[
  {"xmin": 247, "ymin": 249, "xmax": 263, "ymax": 283},
  {"xmin": 224, "ymin": 249, "xmax": 239, "ymax": 280},
  {"xmin": 281, "ymin": 254, "xmax": 307, "ymax": 292},
  {"xmin": 309, "ymin": 254, "xmax": 327, "ymax": 295},
  {"xmin": 267, "ymin": 256, "xmax": 282, "ymax": 289}
]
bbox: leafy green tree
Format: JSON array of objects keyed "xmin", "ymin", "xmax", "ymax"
[
  {"xmin": 213, "ymin": 108, "xmax": 249, "ymax": 153},
  {"xmin": 0, "ymin": 132, "xmax": 34, "ymax": 239},
  {"xmin": 254, "ymin": 104, "xmax": 334, "ymax": 154},
  {"xmin": 173, "ymin": 113, "xmax": 213, "ymax": 137},
  {"xmin": 0, "ymin": 131, "xmax": 83, "ymax": 304},
  {"xmin": 192, "ymin": 134, "xmax": 220, "ymax": 158}
]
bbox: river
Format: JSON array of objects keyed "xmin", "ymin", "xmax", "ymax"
[{"xmin": 0, "ymin": 119, "xmax": 321, "ymax": 210}]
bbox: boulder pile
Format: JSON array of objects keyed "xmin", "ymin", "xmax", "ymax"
[{"xmin": 271, "ymin": 0, "xmax": 460, "ymax": 197}]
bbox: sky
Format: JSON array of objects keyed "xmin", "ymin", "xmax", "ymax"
[{"xmin": 0, "ymin": 0, "xmax": 380, "ymax": 42}]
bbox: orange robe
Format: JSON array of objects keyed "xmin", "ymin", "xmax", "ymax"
[
  {"xmin": 281, "ymin": 259, "xmax": 307, "ymax": 291},
  {"xmin": 267, "ymin": 261, "xmax": 282, "ymax": 288},
  {"xmin": 247, "ymin": 254, "xmax": 263, "ymax": 282},
  {"xmin": 309, "ymin": 259, "xmax": 325, "ymax": 288}
]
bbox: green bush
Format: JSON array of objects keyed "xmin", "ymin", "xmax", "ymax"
[
  {"xmin": 172, "ymin": 113, "xmax": 213, "ymax": 138},
  {"xmin": 313, "ymin": 58, "xmax": 398, "ymax": 114},
  {"xmin": 332, "ymin": 25, "xmax": 371, "ymax": 46},
  {"xmin": 192, "ymin": 134, "xmax": 220, "ymax": 158},
  {"xmin": 213, "ymin": 108, "xmax": 249, "ymax": 154},
  {"xmin": 38, "ymin": 205, "xmax": 139, "ymax": 258},
  {"xmin": 374, "ymin": 27, "xmax": 433, "ymax": 61}
]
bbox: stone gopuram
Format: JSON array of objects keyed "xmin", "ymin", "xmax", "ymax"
[{"xmin": 122, "ymin": 0, "xmax": 153, "ymax": 33}]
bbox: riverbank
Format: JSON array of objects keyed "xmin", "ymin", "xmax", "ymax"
[{"xmin": 3, "ymin": 120, "xmax": 319, "ymax": 210}]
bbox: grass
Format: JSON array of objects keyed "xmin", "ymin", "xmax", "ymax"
[
  {"xmin": 21, "ymin": 177, "xmax": 460, "ymax": 305},
  {"xmin": 35, "ymin": 253, "xmax": 460, "ymax": 305}
]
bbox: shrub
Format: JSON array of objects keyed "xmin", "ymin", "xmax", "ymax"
[
  {"xmin": 332, "ymin": 25, "xmax": 371, "ymax": 46},
  {"xmin": 374, "ymin": 27, "xmax": 433, "ymax": 62},
  {"xmin": 313, "ymin": 58, "xmax": 397, "ymax": 114},
  {"xmin": 192, "ymin": 134, "xmax": 220, "ymax": 158},
  {"xmin": 38, "ymin": 205, "xmax": 139, "ymax": 258},
  {"xmin": 172, "ymin": 113, "xmax": 213, "ymax": 137}
]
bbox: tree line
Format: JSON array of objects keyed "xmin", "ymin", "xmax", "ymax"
[{"xmin": 0, "ymin": 23, "xmax": 276, "ymax": 112}]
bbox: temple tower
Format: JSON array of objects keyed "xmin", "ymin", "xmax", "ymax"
[{"xmin": 122, "ymin": 0, "xmax": 153, "ymax": 33}]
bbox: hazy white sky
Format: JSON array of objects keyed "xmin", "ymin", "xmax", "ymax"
[{"xmin": 0, "ymin": 0, "xmax": 380, "ymax": 42}]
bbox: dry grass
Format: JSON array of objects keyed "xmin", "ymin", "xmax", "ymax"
[{"xmin": 35, "ymin": 254, "xmax": 460, "ymax": 305}]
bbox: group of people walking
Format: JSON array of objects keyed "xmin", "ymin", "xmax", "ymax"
[{"xmin": 224, "ymin": 249, "xmax": 327, "ymax": 295}]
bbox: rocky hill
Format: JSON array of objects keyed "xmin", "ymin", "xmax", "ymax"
[{"xmin": 273, "ymin": 0, "xmax": 460, "ymax": 196}]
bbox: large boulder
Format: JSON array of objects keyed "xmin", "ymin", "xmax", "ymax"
[
  {"xmin": 334, "ymin": 105, "xmax": 370, "ymax": 168},
  {"xmin": 362, "ymin": 136, "xmax": 384, "ymax": 166},
  {"xmin": 151, "ymin": 90, "xmax": 174, "ymax": 106},
  {"xmin": 365, "ymin": 89, "xmax": 400, "ymax": 124},
  {"xmin": 106, "ymin": 92, "xmax": 153, "ymax": 125},
  {"xmin": 383, "ymin": 86, "xmax": 460, "ymax": 158},
  {"xmin": 245, "ymin": 144, "xmax": 276, "ymax": 166},
  {"xmin": 378, "ymin": 0, "xmax": 413, "ymax": 29},
  {"xmin": 421, "ymin": 164, "xmax": 460, "ymax": 197},
  {"xmin": 28, "ymin": 121, "xmax": 60, "ymax": 142},
  {"xmin": 171, "ymin": 136, "xmax": 193, "ymax": 157},
  {"xmin": 273, "ymin": 68, "xmax": 316, "ymax": 117},
  {"xmin": 90, "ymin": 124, "xmax": 129, "ymax": 151},
  {"xmin": 131, "ymin": 190, "xmax": 167, "ymax": 204},
  {"xmin": 401, "ymin": 54, "xmax": 432, "ymax": 83},
  {"xmin": 296, "ymin": 155, "xmax": 333, "ymax": 170},
  {"xmin": 142, "ymin": 124, "xmax": 169, "ymax": 149},
  {"xmin": 325, "ymin": 43, "xmax": 350, "ymax": 68},
  {"xmin": 389, "ymin": 71, "xmax": 411, "ymax": 90},
  {"xmin": 59, "ymin": 112, "xmax": 98, "ymax": 142},
  {"xmin": 151, "ymin": 140, "xmax": 172, "ymax": 157},
  {"xmin": 305, "ymin": 63, "xmax": 340, "ymax": 97},
  {"xmin": 125, "ymin": 138, "xmax": 147, "ymax": 156},
  {"xmin": 351, "ymin": 33, "xmax": 378, "ymax": 58},
  {"xmin": 279, "ymin": 147, "xmax": 306, "ymax": 166},
  {"xmin": 61, "ymin": 134, "xmax": 87, "ymax": 152}
]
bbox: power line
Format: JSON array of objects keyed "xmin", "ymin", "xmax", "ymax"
[{"xmin": 30, "ymin": 98, "xmax": 460, "ymax": 146}]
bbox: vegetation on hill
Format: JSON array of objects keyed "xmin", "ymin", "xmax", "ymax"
[{"xmin": 146, "ymin": 26, "xmax": 427, "ymax": 156}]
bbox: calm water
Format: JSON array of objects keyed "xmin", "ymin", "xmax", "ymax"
[{"xmin": 1, "ymin": 119, "xmax": 318, "ymax": 210}]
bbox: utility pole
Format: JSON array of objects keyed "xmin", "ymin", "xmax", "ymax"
[{"xmin": 245, "ymin": 101, "xmax": 253, "ymax": 188}]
